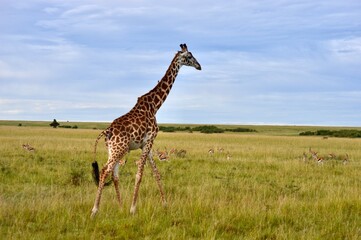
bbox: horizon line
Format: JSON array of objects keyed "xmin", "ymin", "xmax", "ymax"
[{"xmin": 0, "ymin": 119, "xmax": 360, "ymax": 128}]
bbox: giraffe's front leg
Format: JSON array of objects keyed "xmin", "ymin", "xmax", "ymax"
[
  {"xmin": 130, "ymin": 154, "xmax": 147, "ymax": 214},
  {"xmin": 148, "ymin": 151, "xmax": 166, "ymax": 206},
  {"xmin": 112, "ymin": 162, "xmax": 122, "ymax": 208},
  {"xmin": 130, "ymin": 141, "xmax": 155, "ymax": 214}
]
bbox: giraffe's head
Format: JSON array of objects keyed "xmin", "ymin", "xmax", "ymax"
[{"xmin": 177, "ymin": 43, "xmax": 201, "ymax": 70}]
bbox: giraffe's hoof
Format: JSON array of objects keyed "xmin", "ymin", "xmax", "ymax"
[
  {"xmin": 91, "ymin": 208, "xmax": 98, "ymax": 218},
  {"xmin": 130, "ymin": 205, "xmax": 136, "ymax": 215}
]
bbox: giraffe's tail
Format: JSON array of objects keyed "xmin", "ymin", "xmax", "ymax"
[
  {"xmin": 93, "ymin": 129, "xmax": 108, "ymax": 162},
  {"xmin": 92, "ymin": 129, "xmax": 112, "ymax": 187},
  {"xmin": 92, "ymin": 161, "xmax": 112, "ymax": 187},
  {"xmin": 92, "ymin": 160, "xmax": 100, "ymax": 186}
]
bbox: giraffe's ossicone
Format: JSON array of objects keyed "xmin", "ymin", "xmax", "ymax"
[{"xmin": 91, "ymin": 44, "xmax": 201, "ymax": 217}]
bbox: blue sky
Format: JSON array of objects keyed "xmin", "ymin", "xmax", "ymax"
[{"xmin": 1, "ymin": 0, "xmax": 361, "ymax": 126}]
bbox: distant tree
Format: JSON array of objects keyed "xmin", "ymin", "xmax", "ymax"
[{"xmin": 50, "ymin": 119, "xmax": 60, "ymax": 128}]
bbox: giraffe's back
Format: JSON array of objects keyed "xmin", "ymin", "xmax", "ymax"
[{"xmin": 108, "ymin": 110, "xmax": 157, "ymax": 151}]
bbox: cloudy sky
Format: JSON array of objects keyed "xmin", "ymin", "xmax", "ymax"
[{"xmin": 1, "ymin": 0, "xmax": 360, "ymax": 126}]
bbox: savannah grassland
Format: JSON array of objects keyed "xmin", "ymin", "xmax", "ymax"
[{"xmin": 0, "ymin": 121, "xmax": 360, "ymax": 239}]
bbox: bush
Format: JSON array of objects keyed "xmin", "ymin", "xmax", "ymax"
[
  {"xmin": 315, "ymin": 130, "xmax": 333, "ymax": 136},
  {"xmin": 59, "ymin": 125, "xmax": 78, "ymax": 129},
  {"xmin": 226, "ymin": 127, "xmax": 257, "ymax": 133},
  {"xmin": 59, "ymin": 125, "xmax": 72, "ymax": 128},
  {"xmin": 333, "ymin": 130, "xmax": 361, "ymax": 138},
  {"xmin": 192, "ymin": 125, "xmax": 224, "ymax": 134},
  {"xmin": 158, "ymin": 125, "xmax": 255, "ymax": 134},
  {"xmin": 159, "ymin": 126, "xmax": 192, "ymax": 133},
  {"xmin": 299, "ymin": 129, "xmax": 361, "ymax": 138},
  {"xmin": 159, "ymin": 126, "xmax": 176, "ymax": 132},
  {"xmin": 299, "ymin": 131, "xmax": 315, "ymax": 136},
  {"xmin": 69, "ymin": 164, "xmax": 86, "ymax": 186}
]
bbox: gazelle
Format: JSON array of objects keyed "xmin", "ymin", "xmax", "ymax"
[
  {"xmin": 217, "ymin": 147, "xmax": 224, "ymax": 153},
  {"xmin": 208, "ymin": 148, "xmax": 214, "ymax": 155},
  {"xmin": 309, "ymin": 148, "xmax": 324, "ymax": 165},
  {"xmin": 22, "ymin": 143, "xmax": 35, "ymax": 152},
  {"xmin": 302, "ymin": 152, "xmax": 308, "ymax": 163},
  {"xmin": 343, "ymin": 154, "xmax": 349, "ymax": 165},
  {"xmin": 176, "ymin": 149, "xmax": 187, "ymax": 158},
  {"xmin": 169, "ymin": 148, "xmax": 177, "ymax": 156},
  {"xmin": 156, "ymin": 149, "xmax": 169, "ymax": 161},
  {"xmin": 327, "ymin": 153, "xmax": 336, "ymax": 160}
]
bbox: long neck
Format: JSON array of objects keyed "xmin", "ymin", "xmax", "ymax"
[{"xmin": 138, "ymin": 53, "xmax": 181, "ymax": 113}]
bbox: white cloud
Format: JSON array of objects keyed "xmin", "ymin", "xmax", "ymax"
[
  {"xmin": 43, "ymin": 7, "xmax": 60, "ymax": 14},
  {"xmin": 0, "ymin": 0, "xmax": 360, "ymax": 125},
  {"xmin": 328, "ymin": 37, "xmax": 361, "ymax": 63}
]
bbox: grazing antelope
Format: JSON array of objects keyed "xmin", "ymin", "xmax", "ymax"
[
  {"xmin": 308, "ymin": 147, "xmax": 317, "ymax": 156},
  {"xmin": 22, "ymin": 144, "xmax": 35, "ymax": 152},
  {"xmin": 156, "ymin": 149, "xmax": 169, "ymax": 161},
  {"xmin": 217, "ymin": 147, "xmax": 224, "ymax": 153},
  {"xmin": 226, "ymin": 152, "xmax": 231, "ymax": 160},
  {"xmin": 169, "ymin": 148, "xmax": 177, "ymax": 156},
  {"xmin": 302, "ymin": 152, "xmax": 308, "ymax": 163},
  {"xmin": 176, "ymin": 149, "xmax": 187, "ymax": 158},
  {"xmin": 208, "ymin": 148, "xmax": 214, "ymax": 155},
  {"xmin": 327, "ymin": 153, "xmax": 336, "ymax": 160},
  {"xmin": 317, "ymin": 156, "xmax": 324, "ymax": 165},
  {"xmin": 343, "ymin": 154, "xmax": 349, "ymax": 165},
  {"xmin": 307, "ymin": 148, "xmax": 351, "ymax": 166},
  {"xmin": 309, "ymin": 148, "xmax": 324, "ymax": 165}
]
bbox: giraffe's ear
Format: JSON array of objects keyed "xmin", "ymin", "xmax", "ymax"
[{"xmin": 180, "ymin": 43, "xmax": 188, "ymax": 52}]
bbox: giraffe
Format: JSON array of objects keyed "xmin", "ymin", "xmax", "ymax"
[{"xmin": 91, "ymin": 44, "xmax": 201, "ymax": 217}]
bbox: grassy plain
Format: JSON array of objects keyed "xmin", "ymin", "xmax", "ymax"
[{"xmin": 0, "ymin": 123, "xmax": 360, "ymax": 239}]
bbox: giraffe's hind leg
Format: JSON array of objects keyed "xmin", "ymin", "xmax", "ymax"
[
  {"xmin": 148, "ymin": 151, "xmax": 166, "ymax": 206},
  {"xmin": 91, "ymin": 149, "xmax": 127, "ymax": 218},
  {"xmin": 91, "ymin": 161, "xmax": 115, "ymax": 218}
]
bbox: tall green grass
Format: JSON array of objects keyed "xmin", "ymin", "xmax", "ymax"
[{"xmin": 0, "ymin": 125, "xmax": 360, "ymax": 239}]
